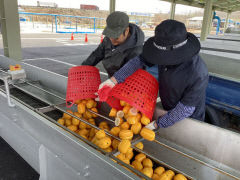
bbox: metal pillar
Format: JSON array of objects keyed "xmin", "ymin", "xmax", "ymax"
[
  {"xmin": 109, "ymin": 0, "xmax": 116, "ymax": 14},
  {"xmin": 208, "ymin": 10, "xmax": 214, "ymax": 35},
  {"xmin": 200, "ymin": 0, "xmax": 213, "ymax": 41},
  {"xmin": 170, "ymin": 0, "xmax": 176, "ymax": 20},
  {"xmin": 0, "ymin": 0, "xmax": 22, "ymax": 60},
  {"xmin": 223, "ymin": 12, "xmax": 230, "ymax": 34}
]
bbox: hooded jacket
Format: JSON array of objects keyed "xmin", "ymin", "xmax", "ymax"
[{"xmin": 81, "ymin": 23, "xmax": 145, "ymax": 77}]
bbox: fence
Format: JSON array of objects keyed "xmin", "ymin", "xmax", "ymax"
[{"xmin": 18, "ymin": 12, "xmax": 105, "ymax": 34}]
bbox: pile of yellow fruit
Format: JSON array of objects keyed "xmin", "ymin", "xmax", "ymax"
[
  {"xmin": 129, "ymin": 152, "xmax": 187, "ymax": 180},
  {"xmin": 57, "ymin": 99, "xmax": 187, "ymax": 180},
  {"xmin": 110, "ymin": 100, "xmax": 156, "ymax": 142},
  {"xmin": 57, "ymin": 98, "xmax": 99, "ymax": 139}
]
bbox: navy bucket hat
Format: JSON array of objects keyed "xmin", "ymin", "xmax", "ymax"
[{"xmin": 142, "ymin": 19, "xmax": 201, "ymax": 65}]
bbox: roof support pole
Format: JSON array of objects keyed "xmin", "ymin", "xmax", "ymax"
[
  {"xmin": 109, "ymin": 0, "xmax": 116, "ymax": 14},
  {"xmin": 0, "ymin": 0, "xmax": 22, "ymax": 60},
  {"xmin": 223, "ymin": 12, "xmax": 230, "ymax": 35},
  {"xmin": 208, "ymin": 10, "xmax": 214, "ymax": 35},
  {"xmin": 200, "ymin": 0, "xmax": 213, "ymax": 41},
  {"xmin": 170, "ymin": 0, "xmax": 176, "ymax": 20}
]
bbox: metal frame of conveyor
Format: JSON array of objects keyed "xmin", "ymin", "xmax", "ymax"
[{"xmin": 0, "ymin": 55, "xmax": 240, "ymax": 180}]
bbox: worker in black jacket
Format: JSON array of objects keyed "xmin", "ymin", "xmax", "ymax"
[{"xmin": 81, "ymin": 11, "xmax": 145, "ymax": 77}]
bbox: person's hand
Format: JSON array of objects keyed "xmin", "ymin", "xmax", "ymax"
[
  {"xmin": 145, "ymin": 120, "xmax": 158, "ymax": 130},
  {"xmin": 99, "ymin": 78, "xmax": 116, "ymax": 90},
  {"xmin": 96, "ymin": 77, "xmax": 118, "ymax": 101}
]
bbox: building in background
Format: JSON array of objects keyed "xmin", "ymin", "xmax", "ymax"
[
  {"xmin": 80, "ymin": 4, "xmax": 99, "ymax": 11},
  {"xmin": 37, "ymin": 1, "xmax": 58, "ymax": 8}
]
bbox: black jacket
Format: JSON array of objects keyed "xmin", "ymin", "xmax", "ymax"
[
  {"xmin": 82, "ymin": 23, "xmax": 145, "ymax": 77},
  {"xmin": 157, "ymin": 55, "xmax": 209, "ymax": 121}
]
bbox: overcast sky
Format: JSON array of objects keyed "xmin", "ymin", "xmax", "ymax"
[{"xmin": 18, "ymin": 0, "xmax": 203, "ymax": 14}]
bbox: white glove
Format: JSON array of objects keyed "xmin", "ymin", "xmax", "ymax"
[
  {"xmin": 99, "ymin": 78, "xmax": 116, "ymax": 90},
  {"xmin": 145, "ymin": 120, "xmax": 158, "ymax": 130}
]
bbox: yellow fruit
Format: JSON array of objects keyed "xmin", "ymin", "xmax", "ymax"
[
  {"xmin": 127, "ymin": 147, "xmax": 133, "ymax": 154},
  {"xmin": 118, "ymin": 140, "xmax": 131, "ymax": 154},
  {"xmin": 120, "ymin": 100, "xmax": 126, "ymax": 106},
  {"xmin": 132, "ymin": 160, "xmax": 143, "ymax": 171},
  {"xmin": 79, "ymin": 121, "xmax": 87, "ymax": 129},
  {"xmin": 88, "ymin": 118, "xmax": 96, "ymax": 126},
  {"xmin": 78, "ymin": 129, "xmax": 89, "ymax": 136},
  {"xmin": 81, "ymin": 100, "xmax": 87, "ymax": 104},
  {"xmin": 112, "ymin": 139, "xmax": 120, "ymax": 150},
  {"xmin": 57, "ymin": 118, "xmax": 65, "ymax": 125},
  {"xmin": 140, "ymin": 128, "xmax": 155, "ymax": 141},
  {"xmin": 91, "ymin": 136, "xmax": 99, "ymax": 145},
  {"xmin": 72, "ymin": 118, "xmax": 80, "ymax": 126},
  {"xmin": 99, "ymin": 121, "xmax": 109, "ymax": 130},
  {"xmin": 142, "ymin": 158, "xmax": 153, "ymax": 168},
  {"xmin": 136, "ymin": 113, "xmax": 142, "ymax": 121},
  {"xmin": 119, "ymin": 130, "xmax": 133, "ymax": 140},
  {"xmin": 152, "ymin": 173, "xmax": 160, "ymax": 180},
  {"xmin": 96, "ymin": 130, "xmax": 106, "ymax": 139},
  {"xmin": 141, "ymin": 167, "xmax": 153, "ymax": 178},
  {"xmin": 125, "ymin": 150, "xmax": 134, "ymax": 160},
  {"xmin": 120, "ymin": 122, "xmax": 130, "ymax": 130},
  {"xmin": 63, "ymin": 110, "xmax": 73, "ymax": 119},
  {"xmin": 65, "ymin": 119, "xmax": 72, "ymax": 126},
  {"xmin": 89, "ymin": 128, "xmax": 96, "ymax": 138},
  {"xmin": 77, "ymin": 103, "xmax": 86, "ymax": 114},
  {"xmin": 109, "ymin": 108, "xmax": 117, "ymax": 117},
  {"xmin": 135, "ymin": 153, "xmax": 146, "ymax": 162},
  {"xmin": 73, "ymin": 112, "xmax": 82, "ymax": 118},
  {"xmin": 131, "ymin": 122, "xmax": 142, "ymax": 134},
  {"xmin": 159, "ymin": 170, "xmax": 175, "ymax": 180},
  {"xmin": 110, "ymin": 127, "xmax": 121, "ymax": 137},
  {"xmin": 141, "ymin": 115, "xmax": 150, "ymax": 125},
  {"xmin": 127, "ymin": 116, "xmax": 137, "ymax": 125},
  {"xmin": 104, "ymin": 146, "xmax": 113, "ymax": 152},
  {"xmin": 123, "ymin": 106, "xmax": 131, "ymax": 114},
  {"xmin": 86, "ymin": 99, "xmax": 95, "ymax": 109},
  {"xmin": 85, "ymin": 110, "xmax": 93, "ymax": 119},
  {"xmin": 128, "ymin": 107, "xmax": 138, "ymax": 116},
  {"xmin": 75, "ymin": 99, "xmax": 81, "ymax": 104},
  {"xmin": 67, "ymin": 125, "xmax": 78, "ymax": 132},
  {"xmin": 116, "ymin": 111, "xmax": 124, "ymax": 118},
  {"xmin": 173, "ymin": 174, "xmax": 187, "ymax": 180},
  {"xmin": 116, "ymin": 153, "xmax": 130, "ymax": 164},
  {"xmin": 134, "ymin": 142, "xmax": 144, "ymax": 150},
  {"xmin": 91, "ymin": 107, "xmax": 98, "ymax": 117},
  {"xmin": 154, "ymin": 167, "xmax": 165, "ymax": 176},
  {"xmin": 83, "ymin": 112, "xmax": 89, "ymax": 119},
  {"xmin": 115, "ymin": 117, "xmax": 124, "ymax": 126},
  {"xmin": 93, "ymin": 101, "xmax": 97, "ymax": 108},
  {"xmin": 116, "ymin": 153, "xmax": 126, "ymax": 160},
  {"xmin": 98, "ymin": 137, "xmax": 112, "ymax": 149},
  {"xmin": 124, "ymin": 114, "xmax": 128, "ymax": 120}
]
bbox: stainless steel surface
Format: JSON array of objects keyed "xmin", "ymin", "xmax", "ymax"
[{"xmin": 200, "ymin": 51, "xmax": 240, "ymax": 82}]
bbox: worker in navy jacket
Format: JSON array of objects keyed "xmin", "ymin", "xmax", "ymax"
[{"xmin": 98, "ymin": 20, "xmax": 209, "ymax": 129}]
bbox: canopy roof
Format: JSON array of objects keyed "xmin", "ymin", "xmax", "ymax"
[{"xmin": 161, "ymin": 0, "xmax": 240, "ymax": 12}]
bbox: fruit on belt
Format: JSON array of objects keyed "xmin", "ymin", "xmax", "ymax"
[{"xmin": 57, "ymin": 99, "xmax": 187, "ymax": 180}]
